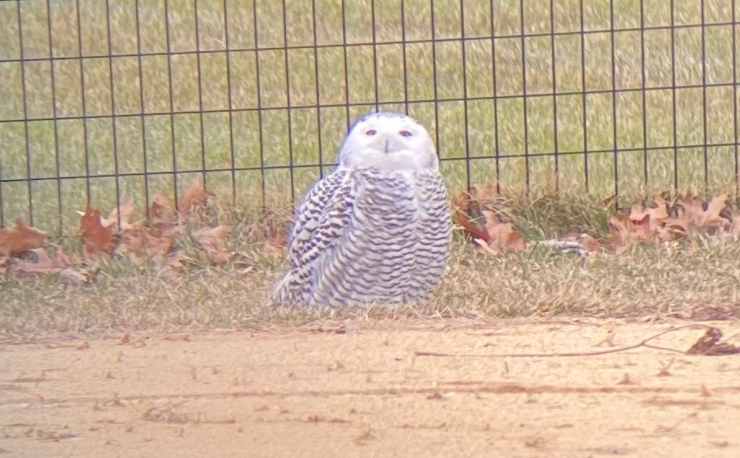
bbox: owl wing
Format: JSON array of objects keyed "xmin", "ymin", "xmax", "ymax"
[{"xmin": 272, "ymin": 168, "xmax": 355, "ymax": 304}]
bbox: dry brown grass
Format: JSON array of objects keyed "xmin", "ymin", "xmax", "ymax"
[{"xmin": 2, "ymin": 193, "xmax": 738, "ymax": 337}]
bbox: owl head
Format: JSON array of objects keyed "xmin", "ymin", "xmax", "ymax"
[{"xmin": 338, "ymin": 112, "xmax": 438, "ymax": 171}]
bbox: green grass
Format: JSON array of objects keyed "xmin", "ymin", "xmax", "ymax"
[{"xmin": 1, "ymin": 0, "xmax": 739, "ymax": 234}]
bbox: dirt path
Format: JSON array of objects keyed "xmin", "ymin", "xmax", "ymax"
[{"xmin": 1, "ymin": 320, "xmax": 740, "ymax": 457}]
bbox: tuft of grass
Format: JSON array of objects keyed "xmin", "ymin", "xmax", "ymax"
[{"xmin": 509, "ymin": 192, "xmax": 613, "ymax": 240}]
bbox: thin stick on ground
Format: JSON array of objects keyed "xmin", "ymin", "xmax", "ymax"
[{"xmin": 414, "ymin": 324, "xmax": 740, "ymax": 359}]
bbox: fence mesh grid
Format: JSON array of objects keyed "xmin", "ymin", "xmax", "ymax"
[{"xmin": 0, "ymin": 0, "xmax": 738, "ymax": 234}]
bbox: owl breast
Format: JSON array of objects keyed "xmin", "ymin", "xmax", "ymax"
[{"xmin": 311, "ymin": 167, "xmax": 451, "ymax": 305}]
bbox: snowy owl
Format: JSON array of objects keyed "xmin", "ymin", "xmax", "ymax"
[{"xmin": 272, "ymin": 112, "xmax": 452, "ymax": 307}]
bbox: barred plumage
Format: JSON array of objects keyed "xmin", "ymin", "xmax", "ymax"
[{"xmin": 272, "ymin": 113, "xmax": 451, "ymax": 306}]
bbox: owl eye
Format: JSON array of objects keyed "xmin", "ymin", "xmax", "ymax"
[
  {"xmin": 365, "ymin": 129, "xmax": 377, "ymax": 136},
  {"xmin": 399, "ymin": 130, "xmax": 413, "ymax": 137}
]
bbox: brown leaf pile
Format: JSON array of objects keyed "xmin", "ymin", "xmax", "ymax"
[
  {"xmin": 607, "ymin": 194, "xmax": 740, "ymax": 252},
  {"xmin": 453, "ymin": 185, "xmax": 527, "ymax": 254},
  {"xmin": 0, "ymin": 179, "xmax": 233, "ymax": 280},
  {"xmin": 5, "ymin": 181, "xmax": 740, "ymax": 279},
  {"xmin": 455, "ymin": 188, "xmax": 740, "ymax": 255}
]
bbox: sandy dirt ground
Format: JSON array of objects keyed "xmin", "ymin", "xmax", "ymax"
[{"xmin": 1, "ymin": 319, "xmax": 740, "ymax": 458}]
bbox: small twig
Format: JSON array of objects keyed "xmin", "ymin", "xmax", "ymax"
[
  {"xmin": 642, "ymin": 344, "xmax": 686, "ymax": 354},
  {"xmin": 414, "ymin": 324, "xmax": 711, "ymax": 359}
]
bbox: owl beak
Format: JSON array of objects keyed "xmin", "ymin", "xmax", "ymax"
[{"xmin": 383, "ymin": 137, "xmax": 404, "ymax": 154}]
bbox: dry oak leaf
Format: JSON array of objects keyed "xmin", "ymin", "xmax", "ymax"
[
  {"xmin": 625, "ymin": 211, "xmax": 653, "ymax": 241},
  {"xmin": 452, "ymin": 191, "xmax": 492, "ymax": 243},
  {"xmin": 676, "ymin": 194, "xmax": 730, "ymax": 231},
  {"xmin": 0, "ymin": 219, "xmax": 47, "ymax": 257},
  {"xmin": 193, "ymin": 225, "xmax": 233, "ymax": 265},
  {"xmin": 629, "ymin": 198, "xmax": 669, "ymax": 233},
  {"xmin": 100, "ymin": 199, "xmax": 137, "ymax": 231},
  {"xmin": 701, "ymin": 194, "xmax": 729, "ymax": 227},
  {"xmin": 118, "ymin": 226, "xmax": 176, "ymax": 264},
  {"xmin": 11, "ymin": 248, "xmax": 71, "ymax": 274},
  {"xmin": 686, "ymin": 327, "xmax": 740, "ymax": 356},
  {"xmin": 453, "ymin": 190, "xmax": 526, "ymax": 254},
  {"xmin": 475, "ymin": 212, "xmax": 526, "ymax": 254},
  {"xmin": 8, "ymin": 247, "xmax": 91, "ymax": 284},
  {"xmin": 605, "ymin": 215, "xmax": 631, "ymax": 253},
  {"xmin": 80, "ymin": 207, "xmax": 117, "ymax": 256},
  {"xmin": 150, "ymin": 193, "xmax": 178, "ymax": 227},
  {"xmin": 178, "ymin": 177, "xmax": 214, "ymax": 218},
  {"xmin": 607, "ymin": 214, "xmax": 655, "ymax": 253}
]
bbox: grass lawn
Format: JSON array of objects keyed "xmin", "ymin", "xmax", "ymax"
[{"xmin": 1, "ymin": 0, "xmax": 739, "ymax": 235}]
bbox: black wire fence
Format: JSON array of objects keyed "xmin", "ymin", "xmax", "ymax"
[{"xmin": 0, "ymin": 0, "xmax": 738, "ymax": 235}]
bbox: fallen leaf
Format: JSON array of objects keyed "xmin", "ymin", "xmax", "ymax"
[
  {"xmin": 686, "ymin": 327, "xmax": 740, "ymax": 356},
  {"xmin": 100, "ymin": 199, "xmax": 136, "ymax": 231},
  {"xmin": 452, "ymin": 191, "xmax": 490, "ymax": 242},
  {"xmin": 661, "ymin": 214, "xmax": 690, "ymax": 239},
  {"xmin": 474, "ymin": 221, "xmax": 526, "ymax": 255},
  {"xmin": 150, "ymin": 193, "xmax": 178, "ymax": 227},
  {"xmin": 629, "ymin": 201, "xmax": 669, "ymax": 232},
  {"xmin": 193, "ymin": 225, "xmax": 233, "ymax": 265},
  {"xmin": 486, "ymin": 219, "xmax": 526, "ymax": 253},
  {"xmin": 0, "ymin": 219, "xmax": 47, "ymax": 257},
  {"xmin": 118, "ymin": 226, "xmax": 175, "ymax": 264},
  {"xmin": 607, "ymin": 206, "xmax": 671, "ymax": 252},
  {"xmin": 628, "ymin": 212, "xmax": 652, "ymax": 240},
  {"xmin": 606, "ymin": 215, "xmax": 634, "ymax": 253},
  {"xmin": 80, "ymin": 208, "xmax": 117, "ymax": 256},
  {"xmin": 11, "ymin": 248, "xmax": 70, "ymax": 274},
  {"xmin": 178, "ymin": 177, "xmax": 213, "ymax": 218},
  {"xmin": 676, "ymin": 194, "xmax": 730, "ymax": 232},
  {"xmin": 453, "ymin": 191, "xmax": 526, "ymax": 253},
  {"xmin": 700, "ymin": 194, "xmax": 729, "ymax": 229}
]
